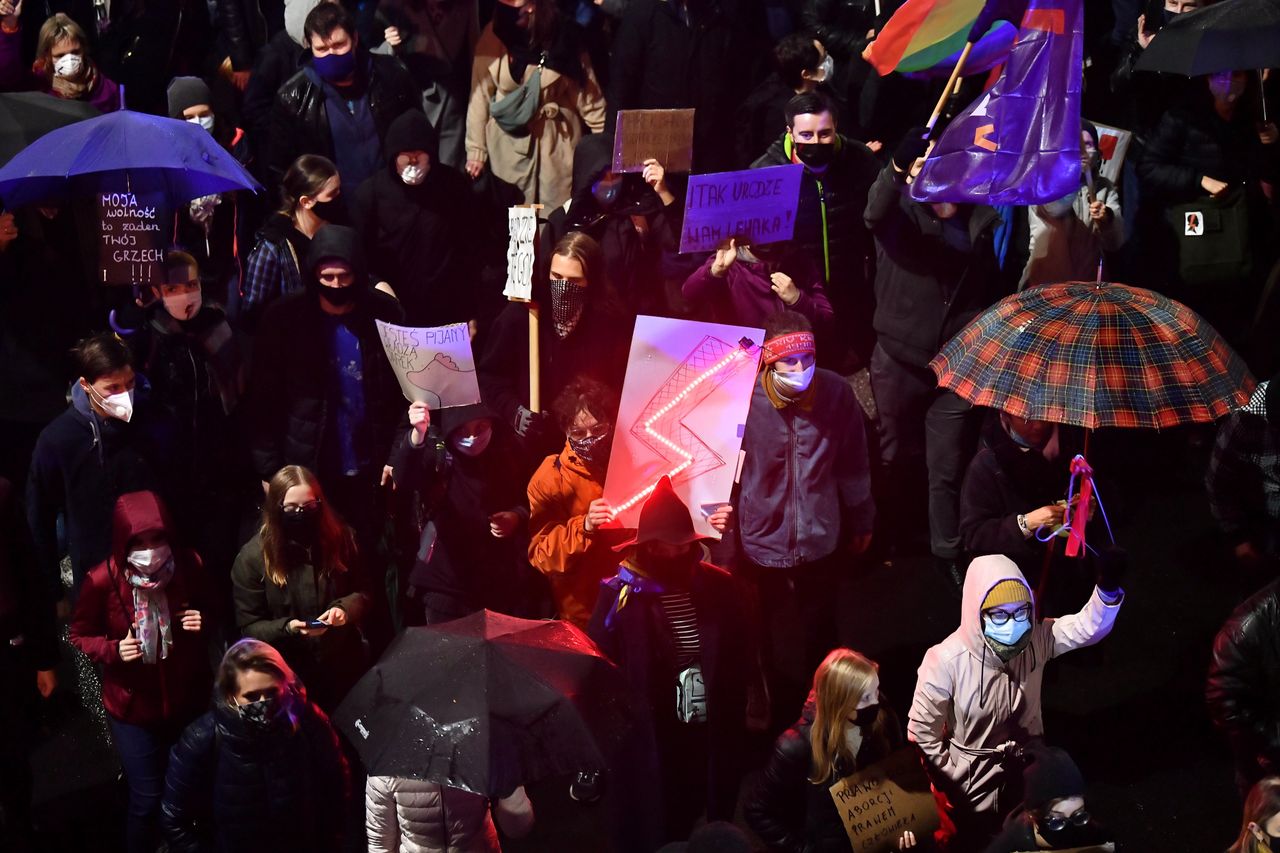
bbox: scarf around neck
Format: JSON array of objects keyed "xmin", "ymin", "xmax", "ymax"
[{"xmin": 125, "ymin": 559, "xmax": 175, "ymax": 664}]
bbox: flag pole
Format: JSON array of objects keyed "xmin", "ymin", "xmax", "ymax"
[{"xmin": 925, "ymin": 41, "xmax": 974, "ymax": 136}]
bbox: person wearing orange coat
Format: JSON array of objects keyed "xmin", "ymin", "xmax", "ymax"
[{"xmin": 527, "ymin": 377, "xmax": 630, "ymax": 629}]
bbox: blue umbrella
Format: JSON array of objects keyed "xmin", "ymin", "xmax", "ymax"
[{"xmin": 0, "ymin": 109, "xmax": 261, "ymax": 208}]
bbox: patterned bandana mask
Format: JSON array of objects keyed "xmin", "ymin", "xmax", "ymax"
[{"xmin": 550, "ymin": 279, "xmax": 587, "ymax": 339}]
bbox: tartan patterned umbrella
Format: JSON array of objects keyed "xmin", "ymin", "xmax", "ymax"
[{"xmin": 930, "ymin": 281, "xmax": 1255, "ymax": 429}]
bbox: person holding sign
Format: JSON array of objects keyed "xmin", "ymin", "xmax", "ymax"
[
  {"xmin": 681, "ymin": 236, "xmax": 833, "ymax": 331},
  {"xmin": 747, "ymin": 648, "xmax": 933, "ymax": 852},
  {"xmin": 907, "ymin": 553, "xmax": 1126, "ymax": 843}
]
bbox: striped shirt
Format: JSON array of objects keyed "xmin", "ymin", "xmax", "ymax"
[{"xmin": 659, "ymin": 592, "xmax": 700, "ymax": 668}]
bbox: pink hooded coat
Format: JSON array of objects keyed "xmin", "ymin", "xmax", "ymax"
[{"xmin": 907, "ymin": 554, "xmax": 1122, "ymax": 814}]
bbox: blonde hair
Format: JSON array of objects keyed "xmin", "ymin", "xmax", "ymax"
[
  {"xmin": 808, "ymin": 648, "xmax": 884, "ymax": 784},
  {"xmin": 1230, "ymin": 778, "xmax": 1280, "ymax": 853},
  {"xmin": 35, "ymin": 14, "xmax": 88, "ymax": 76},
  {"xmin": 259, "ymin": 465, "xmax": 355, "ymax": 587}
]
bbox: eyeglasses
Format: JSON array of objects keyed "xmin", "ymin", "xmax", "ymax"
[
  {"xmin": 281, "ymin": 500, "xmax": 322, "ymax": 515},
  {"xmin": 983, "ymin": 604, "xmax": 1032, "ymax": 625},
  {"xmin": 1037, "ymin": 809, "xmax": 1091, "ymax": 833},
  {"xmin": 568, "ymin": 424, "xmax": 610, "ymax": 442}
]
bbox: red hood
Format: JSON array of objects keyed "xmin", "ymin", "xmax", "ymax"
[{"xmin": 110, "ymin": 491, "xmax": 174, "ymax": 570}]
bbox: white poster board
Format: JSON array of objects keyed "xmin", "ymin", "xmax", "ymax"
[
  {"xmin": 602, "ymin": 316, "xmax": 764, "ymax": 539},
  {"xmin": 1090, "ymin": 121, "xmax": 1132, "ymax": 185},
  {"xmin": 504, "ymin": 206, "xmax": 537, "ymax": 301},
  {"xmin": 376, "ymin": 320, "xmax": 481, "ymax": 409}
]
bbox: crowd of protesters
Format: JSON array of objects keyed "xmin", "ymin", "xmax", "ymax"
[{"xmin": 0, "ymin": 0, "xmax": 1279, "ymax": 851}]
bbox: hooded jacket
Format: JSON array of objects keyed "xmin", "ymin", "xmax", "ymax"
[
  {"xmin": 352, "ymin": 110, "xmax": 481, "ymax": 326},
  {"xmin": 527, "ymin": 441, "xmax": 633, "ymax": 628},
  {"xmin": 161, "ymin": 694, "xmax": 349, "ymax": 853},
  {"xmin": 68, "ymin": 491, "xmax": 211, "ymax": 727},
  {"xmin": 907, "ymin": 555, "xmax": 1121, "ymax": 815},
  {"xmin": 365, "ymin": 776, "xmax": 534, "ymax": 853},
  {"xmin": 27, "ymin": 380, "xmax": 176, "ymax": 599},
  {"xmin": 247, "ymin": 225, "xmax": 406, "ymax": 481},
  {"xmin": 864, "ymin": 164, "xmax": 1004, "ymax": 369}
]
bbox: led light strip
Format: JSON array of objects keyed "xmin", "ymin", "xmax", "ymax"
[{"xmin": 609, "ymin": 348, "xmax": 751, "ymax": 519}]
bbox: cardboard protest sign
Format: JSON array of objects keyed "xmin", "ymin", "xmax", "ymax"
[
  {"xmin": 98, "ymin": 191, "xmax": 166, "ymax": 285},
  {"xmin": 376, "ymin": 321, "xmax": 481, "ymax": 409},
  {"xmin": 1090, "ymin": 121, "xmax": 1132, "ymax": 185},
  {"xmin": 828, "ymin": 748, "xmax": 941, "ymax": 853},
  {"xmin": 612, "ymin": 109, "xmax": 696, "ymax": 174},
  {"xmin": 1011, "ymin": 846, "xmax": 1114, "ymax": 853},
  {"xmin": 504, "ymin": 206, "xmax": 537, "ymax": 301},
  {"xmin": 678, "ymin": 164, "xmax": 803, "ymax": 254},
  {"xmin": 602, "ymin": 316, "xmax": 763, "ymax": 539}
]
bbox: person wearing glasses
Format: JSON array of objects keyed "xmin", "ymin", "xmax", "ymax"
[
  {"xmin": 908, "ymin": 552, "xmax": 1126, "ymax": 845},
  {"xmin": 231, "ymin": 465, "xmax": 370, "ymax": 713},
  {"xmin": 982, "ymin": 745, "xmax": 1112, "ymax": 853}
]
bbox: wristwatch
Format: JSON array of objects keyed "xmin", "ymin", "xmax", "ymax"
[{"xmin": 1016, "ymin": 514, "xmax": 1032, "ymax": 538}]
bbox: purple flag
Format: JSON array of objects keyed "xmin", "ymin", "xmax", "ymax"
[{"xmin": 909, "ymin": 0, "xmax": 1083, "ymax": 205}]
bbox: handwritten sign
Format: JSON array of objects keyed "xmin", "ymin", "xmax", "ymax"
[
  {"xmin": 98, "ymin": 191, "xmax": 166, "ymax": 285},
  {"xmin": 678, "ymin": 164, "xmax": 803, "ymax": 254},
  {"xmin": 504, "ymin": 206, "xmax": 537, "ymax": 301},
  {"xmin": 612, "ymin": 109, "xmax": 695, "ymax": 174},
  {"xmin": 828, "ymin": 748, "xmax": 941, "ymax": 853},
  {"xmin": 1090, "ymin": 121, "xmax": 1132, "ymax": 185},
  {"xmin": 376, "ymin": 320, "xmax": 482, "ymax": 409}
]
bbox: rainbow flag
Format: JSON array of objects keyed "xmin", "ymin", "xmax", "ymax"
[{"xmin": 865, "ymin": 0, "xmax": 1026, "ymax": 76}]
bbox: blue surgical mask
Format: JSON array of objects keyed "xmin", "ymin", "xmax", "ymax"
[
  {"xmin": 772, "ymin": 363, "xmax": 816, "ymax": 394},
  {"xmin": 983, "ymin": 616, "xmax": 1032, "ymax": 646}
]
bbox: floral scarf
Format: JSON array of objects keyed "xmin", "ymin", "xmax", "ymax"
[{"xmin": 125, "ymin": 560, "xmax": 174, "ymax": 664}]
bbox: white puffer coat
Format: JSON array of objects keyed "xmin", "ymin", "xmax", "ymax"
[{"xmin": 366, "ymin": 776, "xmax": 534, "ymax": 853}]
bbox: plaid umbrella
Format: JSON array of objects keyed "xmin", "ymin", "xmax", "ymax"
[{"xmin": 930, "ymin": 281, "xmax": 1255, "ymax": 429}]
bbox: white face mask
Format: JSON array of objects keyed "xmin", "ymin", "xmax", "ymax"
[
  {"xmin": 163, "ymin": 289, "xmax": 202, "ymax": 321},
  {"xmin": 127, "ymin": 544, "xmax": 172, "ymax": 575},
  {"xmin": 452, "ymin": 424, "xmax": 493, "ymax": 457},
  {"xmin": 772, "ymin": 363, "xmax": 816, "ymax": 394},
  {"xmin": 89, "ymin": 385, "xmax": 134, "ymax": 422},
  {"xmin": 813, "ymin": 54, "xmax": 834, "ymax": 83},
  {"xmin": 400, "ymin": 164, "xmax": 426, "ymax": 186},
  {"xmin": 54, "ymin": 53, "xmax": 84, "ymax": 78},
  {"xmin": 187, "ymin": 114, "xmax": 215, "ymax": 133}
]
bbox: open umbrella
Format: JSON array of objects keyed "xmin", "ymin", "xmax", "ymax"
[
  {"xmin": 0, "ymin": 93, "xmax": 99, "ymax": 168},
  {"xmin": 332, "ymin": 610, "xmax": 633, "ymax": 797},
  {"xmin": 930, "ymin": 281, "xmax": 1255, "ymax": 429},
  {"xmin": 1135, "ymin": 0, "xmax": 1280, "ymax": 76},
  {"xmin": 0, "ymin": 109, "xmax": 260, "ymax": 208}
]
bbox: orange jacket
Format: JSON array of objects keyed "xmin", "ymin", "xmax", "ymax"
[{"xmin": 527, "ymin": 442, "xmax": 630, "ymax": 629}]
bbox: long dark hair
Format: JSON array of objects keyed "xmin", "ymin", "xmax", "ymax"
[
  {"xmin": 259, "ymin": 465, "xmax": 355, "ymax": 587},
  {"xmin": 278, "ymin": 154, "xmax": 339, "ymax": 217}
]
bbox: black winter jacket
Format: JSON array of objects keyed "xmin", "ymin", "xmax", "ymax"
[
  {"xmin": 216, "ymin": 0, "xmax": 268, "ymax": 70},
  {"xmin": 161, "ymin": 698, "xmax": 349, "ymax": 853},
  {"xmin": 266, "ymin": 50, "xmax": 421, "ymax": 185},
  {"xmin": 1207, "ymin": 579, "xmax": 1280, "ymax": 784},
  {"xmin": 247, "ymin": 287, "xmax": 406, "ymax": 482},
  {"xmin": 244, "ymin": 29, "xmax": 308, "ymax": 178},
  {"xmin": 1138, "ymin": 103, "xmax": 1278, "ymax": 204},
  {"xmin": 864, "ymin": 164, "xmax": 1003, "ymax": 368},
  {"xmin": 745, "ymin": 701, "xmax": 903, "ymax": 853}
]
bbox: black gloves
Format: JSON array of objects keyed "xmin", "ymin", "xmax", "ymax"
[
  {"xmin": 514, "ymin": 406, "xmax": 551, "ymax": 442},
  {"xmin": 1095, "ymin": 546, "xmax": 1128, "ymax": 595},
  {"xmin": 892, "ymin": 127, "xmax": 931, "ymax": 173}
]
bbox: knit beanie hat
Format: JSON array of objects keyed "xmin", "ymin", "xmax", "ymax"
[
  {"xmin": 167, "ymin": 76, "xmax": 212, "ymax": 119},
  {"xmin": 982, "ymin": 579, "xmax": 1030, "ymax": 610},
  {"xmin": 1023, "ymin": 745, "xmax": 1086, "ymax": 812}
]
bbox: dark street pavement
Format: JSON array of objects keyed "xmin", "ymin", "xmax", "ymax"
[{"xmin": 26, "ymin": 425, "xmax": 1250, "ymax": 852}]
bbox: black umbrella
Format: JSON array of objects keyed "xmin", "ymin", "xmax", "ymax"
[
  {"xmin": 0, "ymin": 92, "xmax": 99, "ymax": 168},
  {"xmin": 1135, "ymin": 0, "xmax": 1280, "ymax": 76},
  {"xmin": 332, "ymin": 610, "xmax": 634, "ymax": 797}
]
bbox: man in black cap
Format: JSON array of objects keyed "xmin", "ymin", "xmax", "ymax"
[
  {"xmin": 588, "ymin": 477, "xmax": 753, "ymax": 851},
  {"xmin": 247, "ymin": 223, "xmax": 406, "ymax": 642},
  {"xmin": 982, "ymin": 745, "xmax": 1112, "ymax": 853}
]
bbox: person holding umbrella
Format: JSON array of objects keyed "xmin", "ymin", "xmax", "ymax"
[
  {"xmin": 0, "ymin": 10, "xmax": 120, "ymax": 112},
  {"xmin": 588, "ymin": 476, "xmax": 753, "ymax": 850},
  {"xmin": 161, "ymin": 638, "xmax": 350, "ymax": 853}
]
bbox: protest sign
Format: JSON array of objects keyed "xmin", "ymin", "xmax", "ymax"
[
  {"xmin": 612, "ymin": 109, "xmax": 696, "ymax": 174},
  {"xmin": 678, "ymin": 164, "xmax": 803, "ymax": 254},
  {"xmin": 1090, "ymin": 121, "xmax": 1132, "ymax": 185},
  {"xmin": 602, "ymin": 316, "xmax": 763, "ymax": 539},
  {"xmin": 1012, "ymin": 846, "xmax": 1114, "ymax": 853},
  {"xmin": 98, "ymin": 191, "xmax": 166, "ymax": 285},
  {"xmin": 376, "ymin": 320, "xmax": 481, "ymax": 409},
  {"xmin": 504, "ymin": 206, "xmax": 537, "ymax": 301},
  {"xmin": 828, "ymin": 748, "xmax": 941, "ymax": 853}
]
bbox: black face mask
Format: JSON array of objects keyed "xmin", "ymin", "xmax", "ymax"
[
  {"xmin": 318, "ymin": 283, "xmax": 358, "ymax": 307},
  {"xmin": 852, "ymin": 704, "xmax": 879, "ymax": 728},
  {"xmin": 281, "ymin": 507, "xmax": 321, "ymax": 547},
  {"xmin": 794, "ymin": 140, "xmax": 835, "ymax": 169},
  {"xmin": 311, "ymin": 197, "xmax": 349, "ymax": 226},
  {"xmin": 1159, "ymin": 7, "xmax": 1180, "ymax": 26},
  {"xmin": 239, "ymin": 697, "xmax": 279, "ymax": 735}
]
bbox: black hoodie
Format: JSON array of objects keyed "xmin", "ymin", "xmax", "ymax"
[{"xmin": 351, "ymin": 110, "xmax": 484, "ymax": 326}]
